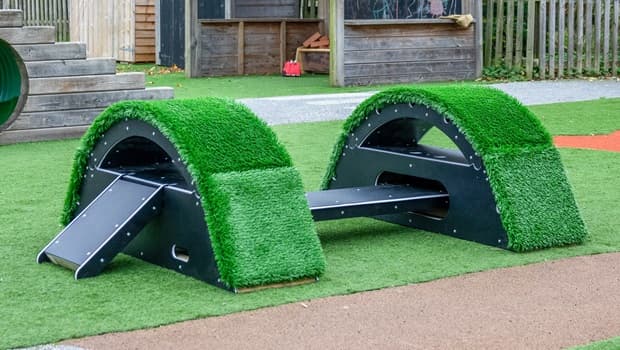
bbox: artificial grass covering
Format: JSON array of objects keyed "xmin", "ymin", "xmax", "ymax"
[
  {"xmin": 323, "ymin": 86, "xmax": 588, "ymax": 251},
  {"xmin": 61, "ymin": 98, "xmax": 325, "ymax": 288},
  {"xmin": 0, "ymin": 97, "xmax": 619, "ymax": 348},
  {"xmin": 205, "ymin": 168, "xmax": 325, "ymax": 287}
]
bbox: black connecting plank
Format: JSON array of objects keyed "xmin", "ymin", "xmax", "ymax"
[{"xmin": 307, "ymin": 185, "xmax": 449, "ymax": 221}]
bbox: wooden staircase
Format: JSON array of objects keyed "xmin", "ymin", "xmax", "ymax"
[{"xmin": 0, "ymin": 10, "xmax": 174, "ymax": 144}]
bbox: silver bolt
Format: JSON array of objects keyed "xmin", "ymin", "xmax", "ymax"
[
  {"xmin": 100, "ymin": 258, "xmax": 105, "ymax": 263},
  {"xmin": 409, "ymin": 164, "xmax": 413, "ymax": 168},
  {"xmin": 152, "ymin": 206, "xmax": 157, "ymax": 210},
  {"xmin": 127, "ymin": 232, "xmax": 131, "ymax": 236},
  {"xmin": 340, "ymin": 210, "xmax": 345, "ymax": 215}
]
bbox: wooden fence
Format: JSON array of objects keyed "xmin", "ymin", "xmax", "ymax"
[
  {"xmin": 0, "ymin": 0, "xmax": 69, "ymax": 41},
  {"xmin": 485, "ymin": 0, "xmax": 620, "ymax": 78},
  {"xmin": 301, "ymin": 0, "xmax": 320, "ymax": 18}
]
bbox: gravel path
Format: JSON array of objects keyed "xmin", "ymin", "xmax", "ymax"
[
  {"xmin": 239, "ymin": 79, "xmax": 620, "ymax": 125},
  {"xmin": 65, "ymin": 253, "xmax": 620, "ymax": 350}
]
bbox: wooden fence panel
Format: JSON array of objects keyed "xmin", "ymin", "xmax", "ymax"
[
  {"xmin": 484, "ymin": 0, "xmax": 620, "ymax": 78},
  {"xmin": 1, "ymin": 0, "xmax": 69, "ymax": 41}
]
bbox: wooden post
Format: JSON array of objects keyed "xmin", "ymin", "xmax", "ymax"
[
  {"xmin": 585, "ymin": 0, "xmax": 593, "ymax": 71},
  {"xmin": 319, "ymin": 0, "xmax": 329, "ymax": 34},
  {"xmin": 506, "ymin": 0, "xmax": 515, "ymax": 68},
  {"xmin": 185, "ymin": 0, "xmax": 199, "ymax": 77},
  {"xmin": 558, "ymin": 0, "xmax": 565, "ymax": 77},
  {"xmin": 539, "ymin": 0, "xmax": 547, "ymax": 79},
  {"xmin": 238, "ymin": 22, "xmax": 245, "ymax": 75},
  {"xmin": 549, "ymin": 0, "xmax": 556, "ymax": 78},
  {"xmin": 526, "ymin": 0, "xmax": 536, "ymax": 79},
  {"xmin": 577, "ymin": 0, "xmax": 584, "ymax": 74},
  {"xmin": 155, "ymin": 0, "xmax": 160, "ymax": 65},
  {"xmin": 279, "ymin": 21, "xmax": 286, "ymax": 70},
  {"xmin": 484, "ymin": 0, "xmax": 494, "ymax": 66},
  {"xmin": 568, "ymin": 0, "xmax": 575, "ymax": 74},
  {"xmin": 329, "ymin": 0, "xmax": 344, "ymax": 87},
  {"xmin": 614, "ymin": 0, "xmax": 619, "ymax": 76},
  {"xmin": 474, "ymin": 0, "xmax": 484, "ymax": 77},
  {"xmin": 603, "ymin": 0, "xmax": 611, "ymax": 71},
  {"xmin": 594, "ymin": 0, "xmax": 602, "ymax": 73},
  {"xmin": 515, "ymin": 0, "xmax": 525, "ymax": 68},
  {"xmin": 494, "ymin": 0, "xmax": 504, "ymax": 65}
]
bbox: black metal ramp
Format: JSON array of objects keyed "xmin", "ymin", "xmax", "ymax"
[
  {"xmin": 307, "ymin": 185, "xmax": 449, "ymax": 221},
  {"xmin": 37, "ymin": 176, "xmax": 164, "ymax": 279}
]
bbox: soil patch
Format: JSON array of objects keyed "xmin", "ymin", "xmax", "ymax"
[
  {"xmin": 65, "ymin": 252, "xmax": 620, "ymax": 350},
  {"xmin": 554, "ymin": 131, "xmax": 620, "ymax": 152}
]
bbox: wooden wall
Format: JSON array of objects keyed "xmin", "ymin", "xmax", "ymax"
[
  {"xmin": 70, "ymin": 0, "xmax": 155, "ymax": 62},
  {"xmin": 134, "ymin": 0, "xmax": 156, "ymax": 62},
  {"xmin": 341, "ymin": 20, "xmax": 477, "ymax": 85},
  {"xmin": 233, "ymin": 0, "xmax": 299, "ymax": 18},
  {"xmin": 194, "ymin": 19, "xmax": 321, "ymax": 76}
]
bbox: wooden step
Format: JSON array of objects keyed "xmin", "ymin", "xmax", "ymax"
[
  {"xmin": 0, "ymin": 10, "xmax": 23, "ymax": 27},
  {"xmin": 23, "ymin": 87, "xmax": 174, "ymax": 113},
  {"xmin": 12, "ymin": 42, "xmax": 87, "ymax": 61},
  {"xmin": 6, "ymin": 108, "xmax": 104, "ymax": 130},
  {"xmin": 0, "ymin": 26, "xmax": 55, "ymax": 44},
  {"xmin": 0, "ymin": 125, "xmax": 89, "ymax": 145},
  {"xmin": 29, "ymin": 73, "xmax": 146, "ymax": 95},
  {"xmin": 25, "ymin": 58, "xmax": 117, "ymax": 78}
]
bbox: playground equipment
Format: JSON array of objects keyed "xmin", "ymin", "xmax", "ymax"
[
  {"xmin": 0, "ymin": 9, "xmax": 173, "ymax": 144},
  {"xmin": 37, "ymin": 86, "xmax": 588, "ymax": 291}
]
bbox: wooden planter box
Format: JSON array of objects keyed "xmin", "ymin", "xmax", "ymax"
[{"xmin": 70, "ymin": 0, "xmax": 155, "ymax": 62}]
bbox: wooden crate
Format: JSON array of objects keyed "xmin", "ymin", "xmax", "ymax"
[{"xmin": 70, "ymin": 0, "xmax": 155, "ymax": 62}]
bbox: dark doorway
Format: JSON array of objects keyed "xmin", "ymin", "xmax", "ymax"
[{"xmin": 158, "ymin": 0, "xmax": 225, "ymax": 68}]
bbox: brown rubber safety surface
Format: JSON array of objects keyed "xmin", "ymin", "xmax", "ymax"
[
  {"xmin": 554, "ymin": 130, "xmax": 620, "ymax": 152},
  {"xmin": 65, "ymin": 253, "xmax": 620, "ymax": 350}
]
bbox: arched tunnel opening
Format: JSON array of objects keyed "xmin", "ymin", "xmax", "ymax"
[{"xmin": 0, "ymin": 39, "xmax": 28, "ymax": 131}]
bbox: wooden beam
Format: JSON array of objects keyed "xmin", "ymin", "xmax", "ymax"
[
  {"xmin": 185, "ymin": 0, "xmax": 199, "ymax": 78},
  {"xmin": 238, "ymin": 21, "xmax": 244, "ymax": 75},
  {"xmin": 329, "ymin": 0, "xmax": 344, "ymax": 87},
  {"xmin": 279, "ymin": 21, "xmax": 286, "ymax": 70},
  {"xmin": 318, "ymin": 0, "xmax": 329, "ymax": 34},
  {"xmin": 474, "ymin": 0, "xmax": 483, "ymax": 77}
]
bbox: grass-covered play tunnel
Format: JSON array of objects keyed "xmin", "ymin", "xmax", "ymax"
[
  {"xmin": 37, "ymin": 98, "xmax": 325, "ymax": 291},
  {"xmin": 0, "ymin": 38, "xmax": 26, "ymax": 130},
  {"xmin": 323, "ymin": 86, "xmax": 588, "ymax": 251}
]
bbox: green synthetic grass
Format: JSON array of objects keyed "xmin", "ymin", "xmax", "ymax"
[
  {"xmin": 322, "ymin": 86, "xmax": 588, "ymax": 251},
  {"xmin": 0, "ymin": 98, "xmax": 619, "ymax": 349},
  {"xmin": 531, "ymin": 98, "xmax": 620, "ymax": 135},
  {"xmin": 571, "ymin": 336, "xmax": 620, "ymax": 350},
  {"xmin": 205, "ymin": 167, "xmax": 325, "ymax": 288},
  {"xmin": 117, "ymin": 63, "xmax": 461, "ymax": 99},
  {"xmin": 62, "ymin": 98, "xmax": 323, "ymax": 288}
]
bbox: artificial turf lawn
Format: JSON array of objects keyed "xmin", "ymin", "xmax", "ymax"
[
  {"xmin": 62, "ymin": 99, "xmax": 324, "ymax": 288},
  {"xmin": 323, "ymin": 86, "xmax": 587, "ymax": 251},
  {"xmin": 0, "ymin": 98, "xmax": 618, "ymax": 348}
]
